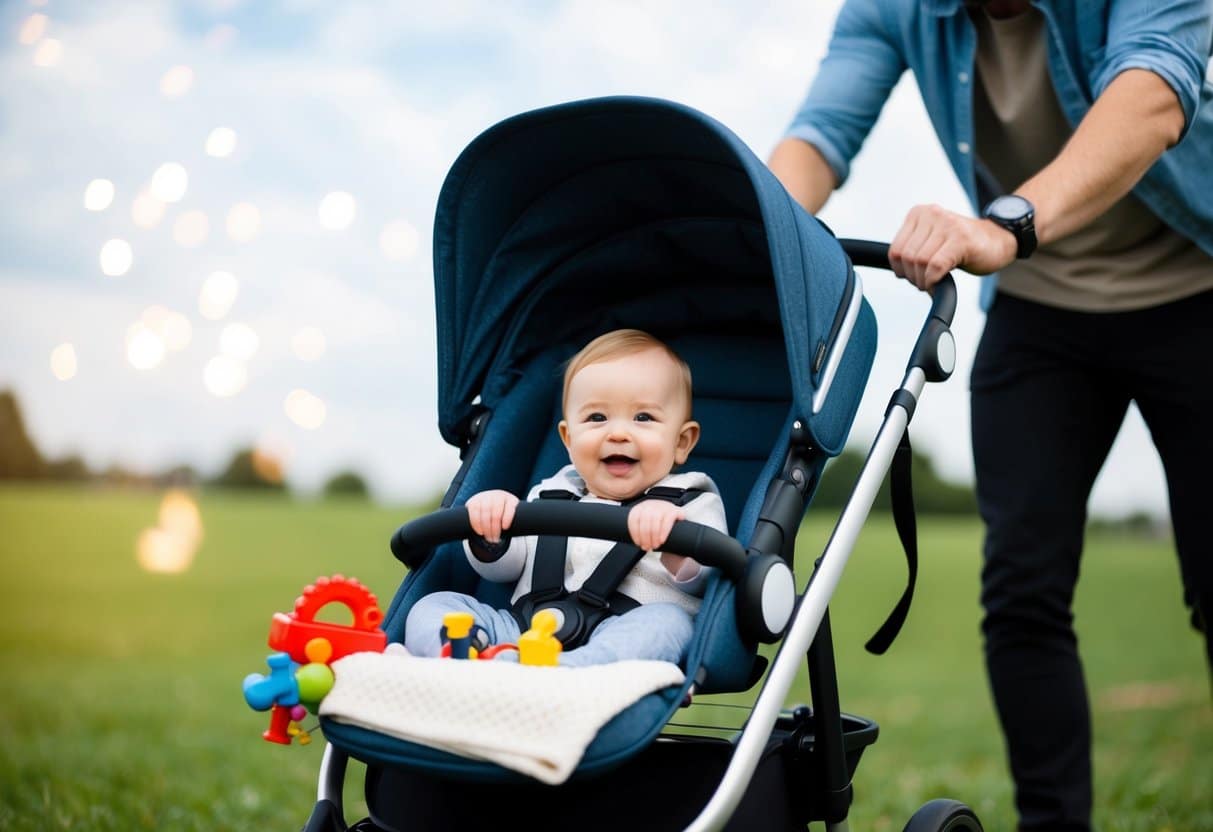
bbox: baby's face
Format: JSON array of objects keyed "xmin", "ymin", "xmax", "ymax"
[{"xmin": 559, "ymin": 347, "xmax": 698, "ymax": 502}]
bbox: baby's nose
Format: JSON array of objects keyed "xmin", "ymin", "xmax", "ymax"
[{"xmin": 606, "ymin": 421, "xmax": 631, "ymax": 439}]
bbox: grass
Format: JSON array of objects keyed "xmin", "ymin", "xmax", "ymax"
[{"xmin": 0, "ymin": 484, "xmax": 1208, "ymax": 831}]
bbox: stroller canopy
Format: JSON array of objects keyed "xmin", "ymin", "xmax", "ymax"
[{"xmin": 432, "ymin": 96, "xmax": 871, "ymax": 456}]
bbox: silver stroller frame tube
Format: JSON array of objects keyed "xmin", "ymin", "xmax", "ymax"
[
  {"xmin": 318, "ymin": 742, "xmax": 348, "ymax": 814},
  {"xmin": 686, "ymin": 249, "xmax": 958, "ymax": 831},
  {"xmin": 685, "ymin": 367, "xmax": 925, "ymax": 832}
]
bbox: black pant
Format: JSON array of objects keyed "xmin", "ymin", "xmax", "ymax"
[{"xmin": 970, "ymin": 291, "xmax": 1213, "ymax": 832}]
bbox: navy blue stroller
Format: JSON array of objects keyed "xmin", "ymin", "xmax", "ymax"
[{"xmin": 303, "ymin": 96, "xmax": 982, "ymax": 832}]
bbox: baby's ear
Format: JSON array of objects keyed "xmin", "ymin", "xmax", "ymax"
[
  {"xmin": 558, "ymin": 420, "xmax": 572, "ymax": 453},
  {"xmin": 674, "ymin": 420, "xmax": 700, "ymax": 464}
]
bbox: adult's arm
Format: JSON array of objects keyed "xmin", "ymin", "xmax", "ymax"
[
  {"xmin": 890, "ymin": 66, "xmax": 1189, "ymax": 289},
  {"xmin": 767, "ymin": 138, "xmax": 837, "ymax": 216},
  {"xmin": 768, "ymin": 0, "xmax": 906, "ymax": 214}
]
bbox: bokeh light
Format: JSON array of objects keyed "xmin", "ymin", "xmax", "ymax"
[
  {"xmin": 291, "ymin": 326, "xmax": 326, "ymax": 361},
  {"xmin": 131, "ymin": 189, "xmax": 166, "ymax": 229},
  {"xmin": 142, "ymin": 305, "xmax": 192, "ymax": 352},
  {"xmin": 318, "ymin": 191, "xmax": 356, "ymax": 230},
  {"xmin": 251, "ymin": 448, "xmax": 286, "ymax": 485},
  {"xmin": 150, "ymin": 162, "xmax": 189, "ymax": 203},
  {"xmin": 136, "ymin": 490, "xmax": 203, "ymax": 574},
  {"xmin": 50, "ymin": 343, "xmax": 77, "ymax": 381},
  {"xmin": 126, "ymin": 322, "xmax": 166, "ymax": 370},
  {"xmin": 206, "ymin": 127, "xmax": 237, "ymax": 158},
  {"xmin": 199, "ymin": 270, "xmax": 239, "ymax": 320},
  {"xmin": 99, "ymin": 239, "xmax": 133, "ymax": 276},
  {"xmin": 84, "ymin": 178, "xmax": 115, "ymax": 212},
  {"xmin": 159, "ymin": 65, "xmax": 194, "ymax": 98},
  {"xmin": 173, "ymin": 210, "xmax": 209, "ymax": 247},
  {"xmin": 226, "ymin": 201, "xmax": 260, "ymax": 242},
  {"xmin": 219, "ymin": 322, "xmax": 260, "ymax": 361},
  {"xmin": 19, "ymin": 13, "xmax": 47, "ymax": 45},
  {"xmin": 379, "ymin": 219, "xmax": 420, "ymax": 261},
  {"xmin": 204, "ymin": 355, "xmax": 247, "ymax": 397},
  {"xmin": 32, "ymin": 37, "xmax": 61, "ymax": 67},
  {"xmin": 285, "ymin": 389, "xmax": 327, "ymax": 430}
]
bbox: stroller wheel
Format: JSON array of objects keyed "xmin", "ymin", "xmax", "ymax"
[{"xmin": 902, "ymin": 798, "xmax": 984, "ymax": 832}]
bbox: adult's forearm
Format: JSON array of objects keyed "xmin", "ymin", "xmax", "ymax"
[
  {"xmin": 767, "ymin": 137, "xmax": 839, "ymax": 215},
  {"xmin": 1016, "ymin": 68, "xmax": 1185, "ymax": 245}
]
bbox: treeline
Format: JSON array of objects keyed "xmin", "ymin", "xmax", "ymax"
[
  {"xmin": 2, "ymin": 387, "xmax": 978, "ymax": 512},
  {"xmin": 811, "ymin": 444, "xmax": 977, "ymax": 514},
  {"xmin": 0, "ymin": 389, "xmax": 370, "ymax": 499}
]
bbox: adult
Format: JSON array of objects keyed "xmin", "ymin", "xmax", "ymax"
[{"xmin": 767, "ymin": 2, "xmax": 1213, "ymax": 829}]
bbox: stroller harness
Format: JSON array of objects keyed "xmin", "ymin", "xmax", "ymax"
[{"xmin": 509, "ymin": 485, "xmax": 704, "ymax": 649}]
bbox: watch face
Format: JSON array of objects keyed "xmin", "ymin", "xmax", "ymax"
[{"xmin": 988, "ymin": 194, "xmax": 1033, "ymax": 222}]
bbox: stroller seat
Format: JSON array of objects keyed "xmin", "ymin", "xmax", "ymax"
[{"xmin": 321, "ymin": 331, "xmax": 804, "ymax": 782}]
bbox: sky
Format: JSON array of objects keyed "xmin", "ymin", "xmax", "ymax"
[{"xmin": 0, "ymin": 0, "xmax": 1180, "ymax": 517}]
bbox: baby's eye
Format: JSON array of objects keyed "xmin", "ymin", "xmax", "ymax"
[
  {"xmin": 634, "ymin": 412, "xmax": 654, "ymax": 422},
  {"xmin": 585, "ymin": 412, "xmax": 606, "ymax": 423}
]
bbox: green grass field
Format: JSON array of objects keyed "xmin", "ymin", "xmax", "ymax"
[{"xmin": 0, "ymin": 485, "xmax": 1208, "ymax": 831}]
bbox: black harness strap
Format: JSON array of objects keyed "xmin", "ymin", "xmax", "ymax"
[{"xmin": 511, "ymin": 484, "xmax": 703, "ymax": 648}]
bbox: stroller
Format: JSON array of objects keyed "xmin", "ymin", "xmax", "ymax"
[{"xmin": 301, "ymin": 96, "xmax": 982, "ymax": 832}]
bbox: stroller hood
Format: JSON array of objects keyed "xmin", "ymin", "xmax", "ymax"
[{"xmin": 433, "ymin": 95, "xmax": 870, "ymax": 456}]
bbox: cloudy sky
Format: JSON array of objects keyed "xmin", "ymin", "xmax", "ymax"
[{"xmin": 0, "ymin": 0, "xmax": 1176, "ymax": 516}]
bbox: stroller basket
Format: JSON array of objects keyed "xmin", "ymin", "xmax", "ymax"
[{"xmin": 355, "ymin": 709, "xmax": 879, "ymax": 832}]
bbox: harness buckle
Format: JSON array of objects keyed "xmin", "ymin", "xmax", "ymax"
[{"xmin": 575, "ymin": 587, "xmax": 610, "ymax": 610}]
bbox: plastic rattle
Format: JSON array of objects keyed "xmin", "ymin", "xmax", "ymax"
[{"xmin": 243, "ymin": 575, "xmax": 387, "ymax": 744}]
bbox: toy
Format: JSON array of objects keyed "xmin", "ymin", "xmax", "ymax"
[
  {"xmin": 243, "ymin": 575, "xmax": 387, "ymax": 744},
  {"xmin": 518, "ymin": 610, "xmax": 562, "ymax": 666}
]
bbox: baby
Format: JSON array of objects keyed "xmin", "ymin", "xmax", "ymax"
[{"xmin": 404, "ymin": 328, "xmax": 727, "ymax": 667}]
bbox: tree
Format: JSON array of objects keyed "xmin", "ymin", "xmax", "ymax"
[
  {"xmin": 0, "ymin": 390, "xmax": 46, "ymax": 480},
  {"xmin": 810, "ymin": 444, "xmax": 977, "ymax": 516},
  {"xmin": 323, "ymin": 470, "xmax": 370, "ymax": 499},
  {"xmin": 211, "ymin": 448, "xmax": 287, "ymax": 491}
]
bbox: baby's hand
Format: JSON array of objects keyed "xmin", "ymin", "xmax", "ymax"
[
  {"xmin": 628, "ymin": 499, "xmax": 685, "ymax": 554},
  {"xmin": 465, "ymin": 490, "xmax": 519, "ymax": 543}
]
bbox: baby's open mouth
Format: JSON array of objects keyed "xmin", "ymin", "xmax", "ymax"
[{"xmin": 602, "ymin": 454, "xmax": 637, "ymax": 473}]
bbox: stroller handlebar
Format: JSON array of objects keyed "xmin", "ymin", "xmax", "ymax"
[
  {"xmin": 392, "ymin": 502, "xmax": 748, "ymax": 580},
  {"xmin": 838, "ymin": 238, "xmax": 957, "ymax": 326}
]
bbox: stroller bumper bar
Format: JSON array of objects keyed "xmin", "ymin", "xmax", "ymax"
[
  {"xmin": 392, "ymin": 502, "xmax": 797, "ymax": 644},
  {"xmin": 393, "ymin": 503, "xmax": 748, "ymax": 580}
]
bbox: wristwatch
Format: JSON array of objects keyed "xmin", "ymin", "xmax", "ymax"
[{"xmin": 982, "ymin": 194, "xmax": 1037, "ymax": 259}]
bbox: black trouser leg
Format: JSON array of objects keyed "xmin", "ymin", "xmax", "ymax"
[
  {"xmin": 971, "ymin": 295, "xmax": 1128, "ymax": 832},
  {"xmin": 1124, "ymin": 293, "xmax": 1213, "ymax": 680}
]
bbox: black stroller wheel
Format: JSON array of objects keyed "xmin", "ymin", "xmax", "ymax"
[{"xmin": 902, "ymin": 798, "xmax": 984, "ymax": 832}]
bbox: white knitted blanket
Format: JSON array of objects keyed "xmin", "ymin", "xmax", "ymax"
[{"xmin": 320, "ymin": 651, "xmax": 685, "ymax": 784}]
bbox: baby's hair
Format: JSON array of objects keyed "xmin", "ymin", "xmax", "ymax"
[{"xmin": 562, "ymin": 329, "xmax": 693, "ymax": 413}]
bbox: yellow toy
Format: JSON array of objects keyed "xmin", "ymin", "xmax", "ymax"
[{"xmin": 517, "ymin": 610, "xmax": 562, "ymax": 666}]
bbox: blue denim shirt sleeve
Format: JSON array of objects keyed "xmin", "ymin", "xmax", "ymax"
[
  {"xmin": 1093, "ymin": 0, "xmax": 1213, "ymax": 140},
  {"xmin": 784, "ymin": 0, "xmax": 908, "ymax": 186}
]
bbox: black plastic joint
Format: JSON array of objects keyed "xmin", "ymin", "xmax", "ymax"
[{"xmin": 886, "ymin": 389, "xmax": 917, "ymax": 422}]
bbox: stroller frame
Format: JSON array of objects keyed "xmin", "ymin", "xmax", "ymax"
[{"xmin": 302, "ymin": 238, "xmax": 977, "ymax": 832}]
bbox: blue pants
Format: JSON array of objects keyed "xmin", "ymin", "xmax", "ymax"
[
  {"xmin": 971, "ymin": 291, "xmax": 1213, "ymax": 832},
  {"xmin": 403, "ymin": 591, "xmax": 695, "ymax": 668}
]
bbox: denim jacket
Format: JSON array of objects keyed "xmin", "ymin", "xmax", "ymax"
[{"xmin": 786, "ymin": 0, "xmax": 1213, "ymax": 309}]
